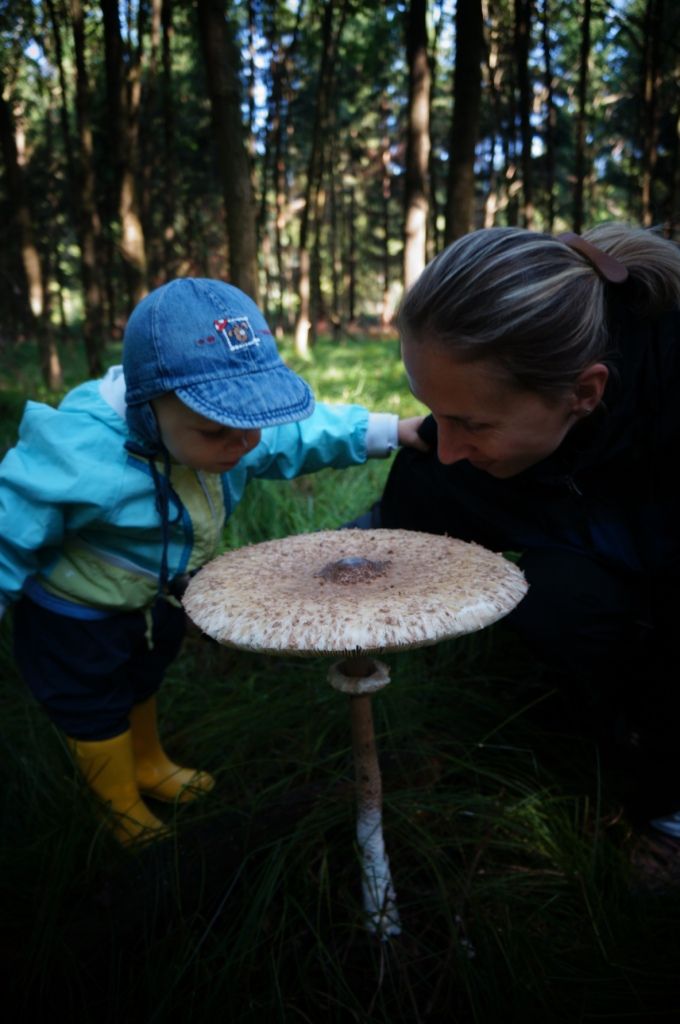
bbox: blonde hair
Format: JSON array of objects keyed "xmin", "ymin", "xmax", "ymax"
[{"xmin": 398, "ymin": 224, "xmax": 680, "ymax": 397}]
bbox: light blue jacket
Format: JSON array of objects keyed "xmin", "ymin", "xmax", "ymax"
[{"xmin": 0, "ymin": 368, "xmax": 396, "ymax": 620}]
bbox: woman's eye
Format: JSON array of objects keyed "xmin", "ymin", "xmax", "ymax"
[{"xmin": 449, "ymin": 419, "xmax": 486, "ymax": 433}]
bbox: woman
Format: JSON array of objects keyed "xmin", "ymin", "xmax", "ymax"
[{"xmin": 359, "ymin": 225, "xmax": 680, "ymax": 836}]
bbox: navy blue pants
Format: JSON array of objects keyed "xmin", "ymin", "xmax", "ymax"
[{"xmin": 13, "ymin": 597, "xmax": 186, "ymax": 740}]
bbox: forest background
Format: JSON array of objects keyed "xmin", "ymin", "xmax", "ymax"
[{"xmin": 1, "ymin": 0, "xmax": 679, "ymax": 391}]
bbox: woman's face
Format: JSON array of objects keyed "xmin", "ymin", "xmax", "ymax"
[
  {"xmin": 153, "ymin": 393, "xmax": 261, "ymax": 473},
  {"xmin": 402, "ymin": 339, "xmax": 605, "ymax": 479}
]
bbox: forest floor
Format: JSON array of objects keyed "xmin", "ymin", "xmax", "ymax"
[{"xmin": 2, "ymin": 335, "xmax": 680, "ymax": 1023}]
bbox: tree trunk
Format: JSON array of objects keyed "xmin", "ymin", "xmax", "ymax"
[
  {"xmin": 161, "ymin": 0, "xmax": 178, "ymax": 277},
  {"xmin": 70, "ymin": 0, "xmax": 105, "ymax": 376},
  {"xmin": 666, "ymin": 103, "xmax": 680, "ymax": 238},
  {"xmin": 641, "ymin": 0, "xmax": 664, "ymax": 227},
  {"xmin": 380, "ymin": 108, "xmax": 392, "ymax": 329},
  {"xmin": 346, "ymin": 174, "xmax": 357, "ymax": 325},
  {"xmin": 482, "ymin": 0, "xmax": 503, "ymax": 227},
  {"xmin": 0, "ymin": 70, "xmax": 62, "ymax": 389},
  {"xmin": 445, "ymin": 0, "xmax": 483, "ymax": 242},
  {"xmin": 310, "ymin": 177, "xmax": 328, "ymax": 345},
  {"xmin": 328, "ymin": 138, "xmax": 342, "ymax": 339},
  {"xmin": 293, "ymin": 0, "xmax": 345, "ymax": 356},
  {"xmin": 514, "ymin": 0, "xmax": 533, "ymax": 228},
  {"xmin": 573, "ymin": 0, "xmax": 591, "ymax": 233},
  {"xmin": 541, "ymin": 0, "xmax": 556, "ymax": 230},
  {"xmin": 427, "ymin": 3, "xmax": 445, "ymax": 258},
  {"xmin": 403, "ymin": 0, "xmax": 431, "ymax": 289},
  {"xmin": 260, "ymin": 0, "xmax": 304, "ymax": 334},
  {"xmin": 196, "ymin": 0, "xmax": 259, "ymax": 299},
  {"xmin": 101, "ymin": 0, "xmax": 148, "ymax": 310},
  {"xmin": 272, "ymin": 57, "xmax": 287, "ymax": 330},
  {"xmin": 42, "ymin": 0, "xmax": 72, "ymax": 343}
]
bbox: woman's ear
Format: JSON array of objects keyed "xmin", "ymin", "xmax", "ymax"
[{"xmin": 570, "ymin": 363, "xmax": 609, "ymax": 416}]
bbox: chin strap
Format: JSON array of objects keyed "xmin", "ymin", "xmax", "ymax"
[{"xmin": 124, "ymin": 438, "xmax": 177, "ymax": 595}]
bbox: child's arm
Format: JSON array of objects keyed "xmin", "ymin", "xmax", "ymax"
[
  {"xmin": 237, "ymin": 404, "xmax": 424, "ymax": 483},
  {"xmin": 0, "ymin": 402, "xmax": 116, "ymax": 618},
  {"xmin": 0, "ymin": 457, "xmax": 66, "ymax": 619},
  {"xmin": 397, "ymin": 416, "xmax": 429, "ymax": 451}
]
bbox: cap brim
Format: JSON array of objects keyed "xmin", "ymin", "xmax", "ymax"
[{"xmin": 175, "ymin": 363, "xmax": 315, "ymax": 429}]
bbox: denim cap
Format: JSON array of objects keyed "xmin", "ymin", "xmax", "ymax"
[{"xmin": 123, "ymin": 278, "xmax": 314, "ymax": 448}]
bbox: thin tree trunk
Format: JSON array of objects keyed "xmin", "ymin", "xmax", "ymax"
[
  {"xmin": 427, "ymin": 1, "xmax": 444, "ymax": 258},
  {"xmin": 138, "ymin": 0, "xmax": 162, "ymax": 277},
  {"xmin": 120, "ymin": 2, "xmax": 148, "ymax": 306},
  {"xmin": 294, "ymin": 0, "xmax": 345, "ymax": 356},
  {"xmin": 666, "ymin": 102, "xmax": 680, "ymax": 238},
  {"xmin": 541, "ymin": 0, "xmax": 556, "ymax": 230},
  {"xmin": 71, "ymin": 0, "xmax": 105, "ymax": 376},
  {"xmin": 514, "ymin": 0, "xmax": 533, "ymax": 228},
  {"xmin": 485, "ymin": 0, "xmax": 519, "ymax": 226},
  {"xmin": 0, "ymin": 71, "xmax": 62, "ymax": 389},
  {"xmin": 403, "ymin": 0, "xmax": 431, "ymax": 289},
  {"xmin": 272, "ymin": 59, "xmax": 287, "ymax": 330},
  {"xmin": 573, "ymin": 0, "xmax": 591, "ymax": 233},
  {"xmin": 482, "ymin": 0, "xmax": 503, "ymax": 226},
  {"xmin": 44, "ymin": 0, "xmax": 72, "ymax": 340},
  {"xmin": 196, "ymin": 0, "xmax": 259, "ymax": 299},
  {"xmin": 101, "ymin": 0, "xmax": 148, "ymax": 310},
  {"xmin": 381, "ymin": 107, "xmax": 392, "ymax": 329},
  {"xmin": 641, "ymin": 0, "xmax": 664, "ymax": 227},
  {"xmin": 309, "ymin": 167, "xmax": 328, "ymax": 347},
  {"xmin": 445, "ymin": 0, "xmax": 483, "ymax": 242},
  {"xmin": 161, "ymin": 0, "xmax": 178, "ymax": 277},
  {"xmin": 328, "ymin": 137, "xmax": 341, "ymax": 339},
  {"xmin": 346, "ymin": 174, "xmax": 357, "ymax": 324},
  {"xmin": 34, "ymin": 24, "xmax": 64, "ymax": 385},
  {"xmin": 265, "ymin": 0, "xmax": 304, "ymax": 333}
]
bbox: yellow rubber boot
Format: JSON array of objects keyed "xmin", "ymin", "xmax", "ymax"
[
  {"xmin": 130, "ymin": 695, "xmax": 215, "ymax": 803},
  {"xmin": 67, "ymin": 731, "xmax": 169, "ymax": 846}
]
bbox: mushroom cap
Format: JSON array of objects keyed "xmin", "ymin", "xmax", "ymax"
[{"xmin": 183, "ymin": 529, "xmax": 527, "ymax": 657}]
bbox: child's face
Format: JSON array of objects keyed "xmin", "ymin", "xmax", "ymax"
[
  {"xmin": 402, "ymin": 340, "xmax": 595, "ymax": 479},
  {"xmin": 152, "ymin": 393, "xmax": 261, "ymax": 473}
]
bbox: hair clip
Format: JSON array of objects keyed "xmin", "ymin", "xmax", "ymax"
[{"xmin": 557, "ymin": 232, "xmax": 629, "ymax": 284}]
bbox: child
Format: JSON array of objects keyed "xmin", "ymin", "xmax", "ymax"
[{"xmin": 0, "ymin": 278, "xmax": 423, "ymax": 846}]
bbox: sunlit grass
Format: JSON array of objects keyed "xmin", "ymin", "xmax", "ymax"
[{"xmin": 2, "ymin": 334, "xmax": 679, "ymax": 1021}]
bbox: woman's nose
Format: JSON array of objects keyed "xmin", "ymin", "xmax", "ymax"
[{"xmin": 436, "ymin": 424, "xmax": 475, "ymax": 465}]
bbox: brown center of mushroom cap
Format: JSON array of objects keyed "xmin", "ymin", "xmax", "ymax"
[{"xmin": 315, "ymin": 556, "xmax": 390, "ymax": 585}]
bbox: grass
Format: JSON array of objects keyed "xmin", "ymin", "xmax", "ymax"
[{"xmin": 2, "ymin": 334, "xmax": 680, "ymax": 1022}]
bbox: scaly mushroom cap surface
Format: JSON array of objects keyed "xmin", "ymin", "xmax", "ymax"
[{"xmin": 183, "ymin": 529, "xmax": 528, "ymax": 656}]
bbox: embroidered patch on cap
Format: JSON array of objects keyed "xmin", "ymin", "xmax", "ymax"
[{"xmin": 213, "ymin": 316, "xmax": 260, "ymax": 351}]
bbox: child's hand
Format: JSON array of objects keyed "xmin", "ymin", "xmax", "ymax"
[{"xmin": 397, "ymin": 416, "xmax": 430, "ymax": 451}]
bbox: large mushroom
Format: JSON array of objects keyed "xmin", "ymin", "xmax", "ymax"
[{"xmin": 183, "ymin": 529, "xmax": 528, "ymax": 938}]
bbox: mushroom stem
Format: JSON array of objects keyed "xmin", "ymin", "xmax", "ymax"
[{"xmin": 329, "ymin": 657, "xmax": 401, "ymax": 939}]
